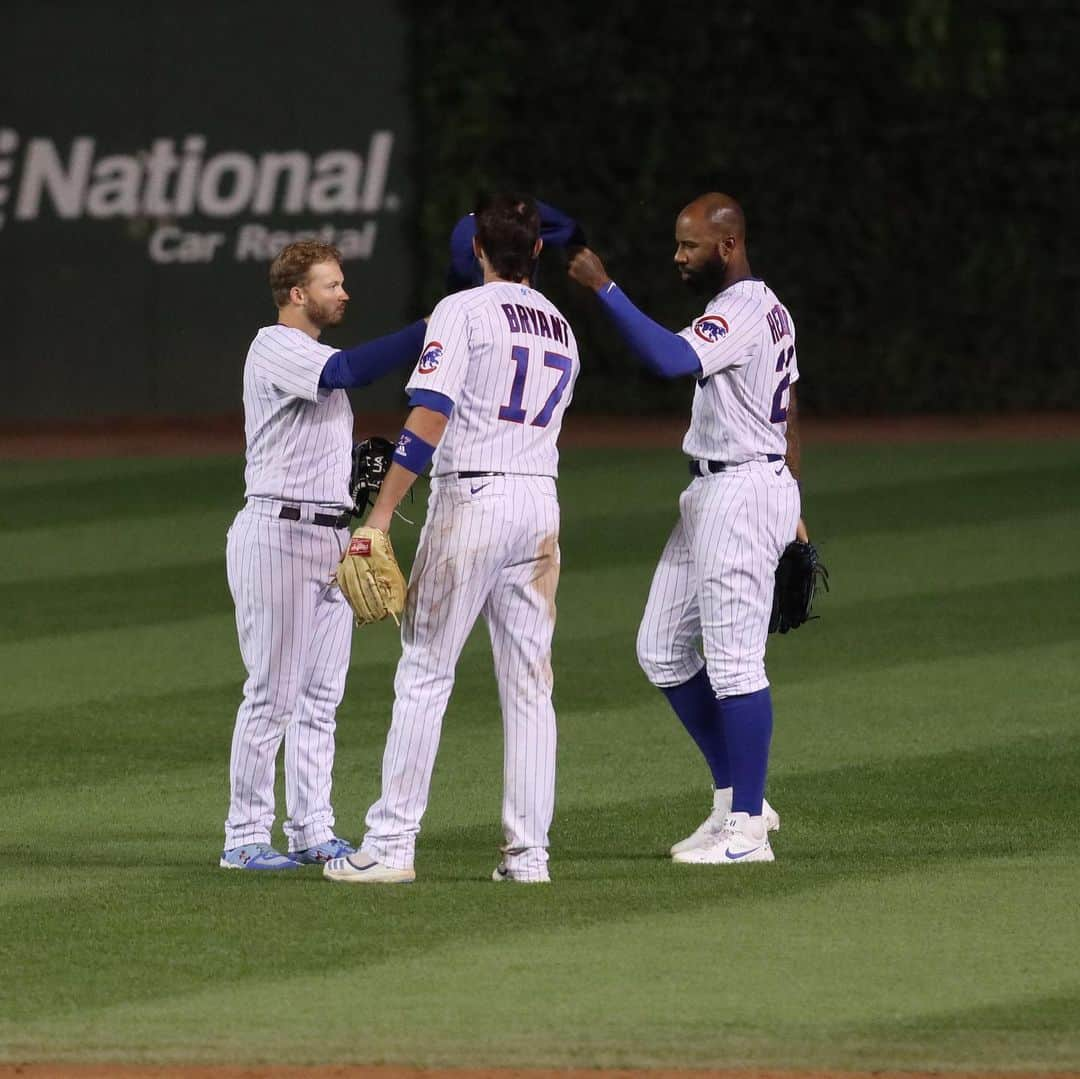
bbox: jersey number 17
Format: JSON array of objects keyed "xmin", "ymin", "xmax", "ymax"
[{"xmin": 498, "ymin": 346, "xmax": 574, "ymax": 429}]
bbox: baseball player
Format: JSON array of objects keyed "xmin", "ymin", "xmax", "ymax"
[
  {"xmin": 568, "ymin": 192, "xmax": 806, "ymax": 865},
  {"xmin": 324, "ymin": 193, "xmax": 580, "ymax": 885},
  {"xmin": 222, "ymin": 240, "xmax": 427, "ymax": 871}
]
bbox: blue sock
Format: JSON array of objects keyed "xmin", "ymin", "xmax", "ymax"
[
  {"xmin": 718, "ymin": 687, "xmax": 773, "ymax": 816},
  {"xmin": 659, "ymin": 668, "xmax": 731, "ymax": 788}
]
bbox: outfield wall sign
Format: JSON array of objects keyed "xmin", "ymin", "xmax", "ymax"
[{"xmin": 0, "ymin": 128, "xmax": 400, "ymax": 263}]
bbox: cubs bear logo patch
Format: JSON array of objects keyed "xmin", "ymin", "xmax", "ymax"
[
  {"xmin": 693, "ymin": 315, "xmax": 730, "ymax": 343},
  {"xmin": 418, "ymin": 341, "xmax": 443, "ymax": 374}
]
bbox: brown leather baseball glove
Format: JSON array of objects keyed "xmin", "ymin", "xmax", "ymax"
[{"xmin": 335, "ymin": 526, "xmax": 407, "ymax": 626}]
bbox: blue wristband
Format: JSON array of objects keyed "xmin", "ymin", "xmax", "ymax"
[{"xmin": 393, "ymin": 430, "xmax": 437, "ymax": 475}]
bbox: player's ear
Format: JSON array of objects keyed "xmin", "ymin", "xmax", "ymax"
[
  {"xmin": 532, "ymin": 237, "xmax": 543, "ymax": 258},
  {"xmin": 472, "ymin": 236, "xmax": 484, "ymax": 260}
]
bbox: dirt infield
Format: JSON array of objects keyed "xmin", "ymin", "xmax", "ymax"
[
  {"xmin": 1, "ymin": 411, "xmax": 1079, "ymax": 460},
  {"xmin": 4, "ymin": 1069, "xmax": 1078, "ymax": 1079}
]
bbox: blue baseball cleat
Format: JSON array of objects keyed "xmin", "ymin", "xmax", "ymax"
[
  {"xmin": 292, "ymin": 837, "xmax": 356, "ymax": 865},
  {"xmin": 219, "ymin": 843, "xmax": 301, "ymax": 870}
]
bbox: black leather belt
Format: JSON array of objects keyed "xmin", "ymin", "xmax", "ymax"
[
  {"xmin": 458, "ymin": 471, "xmax": 505, "ymax": 479},
  {"xmin": 689, "ymin": 454, "xmax": 783, "ymax": 477},
  {"xmin": 278, "ymin": 506, "xmax": 352, "ymax": 528}
]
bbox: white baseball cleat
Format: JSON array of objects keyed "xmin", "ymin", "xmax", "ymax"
[
  {"xmin": 492, "ymin": 862, "xmax": 550, "ymax": 883},
  {"xmin": 672, "ymin": 812, "xmax": 774, "ymax": 865},
  {"xmin": 670, "ymin": 788, "xmax": 780, "ymax": 856},
  {"xmin": 322, "ymin": 853, "xmax": 416, "ymax": 884}
]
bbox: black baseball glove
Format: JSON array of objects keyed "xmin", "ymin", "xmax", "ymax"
[
  {"xmin": 769, "ymin": 541, "xmax": 829, "ymax": 634},
  {"xmin": 349, "ymin": 436, "xmax": 395, "ymax": 516}
]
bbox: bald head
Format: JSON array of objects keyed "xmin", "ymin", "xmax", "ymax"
[
  {"xmin": 680, "ymin": 192, "xmax": 746, "ymax": 243},
  {"xmin": 673, "ymin": 192, "xmax": 751, "ymax": 294}
]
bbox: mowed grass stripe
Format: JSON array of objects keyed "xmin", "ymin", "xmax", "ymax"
[
  {"xmin": 2, "ymin": 856, "xmax": 1077, "ymax": 1069},
  {"xmin": 815, "ymin": 509, "xmax": 1080, "ymax": 601},
  {"xmin": 778, "ymin": 440, "xmax": 1080, "ymax": 493},
  {"xmin": 808, "ymin": 460, "xmax": 1079, "ymax": 536},
  {"xmin": 3, "ymin": 531, "xmax": 1076, "ymax": 653},
  {"xmin": 772, "ymin": 572, "xmax": 1080, "ymax": 671},
  {"xmin": 0, "ymin": 456, "xmax": 239, "ymax": 491},
  {"xmin": 0, "ymin": 458, "xmax": 242, "ymax": 532},
  {"xmin": 1, "ymin": 744, "xmax": 1077, "ymax": 1065},
  {"xmin": 0, "ymin": 508, "xmax": 238, "ymax": 585},
  {"xmin": 4, "ymin": 616, "xmax": 1077, "ymax": 794},
  {"xmin": 3, "ymin": 609, "xmax": 1074, "ymax": 772},
  {"xmin": 2, "ymin": 733, "xmax": 1076, "ymax": 1002},
  {"xmin": 0, "ymin": 559, "xmax": 233, "ymax": 642},
  {"xmin": 558, "ymin": 441, "xmax": 1080, "ymax": 504}
]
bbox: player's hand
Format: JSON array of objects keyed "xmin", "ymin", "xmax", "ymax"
[
  {"xmin": 795, "ymin": 517, "xmax": 809, "ymax": 543},
  {"xmin": 567, "ymin": 246, "xmax": 612, "ymax": 293}
]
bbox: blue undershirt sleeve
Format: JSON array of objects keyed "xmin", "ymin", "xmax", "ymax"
[
  {"xmin": 318, "ymin": 320, "xmax": 427, "ymax": 389},
  {"xmin": 594, "ymin": 283, "xmax": 702, "ymax": 379},
  {"xmin": 446, "ymin": 215, "xmax": 480, "ymax": 292},
  {"xmin": 536, "ymin": 200, "xmax": 587, "ymax": 248},
  {"xmin": 407, "ymin": 389, "xmax": 454, "ymax": 417},
  {"xmin": 445, "ymin": 201, "xmax": 587, "ymax": 293}
]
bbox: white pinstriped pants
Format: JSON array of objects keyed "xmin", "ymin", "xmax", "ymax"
[
  {"xmin": 362, "ymin": 475, "xmax": 560, "ymax": 881},
  {"xmin": 224, "ymin": 501, "xmax": 353, "ymax": 851},
  {"xmin": 636, "ymin": 460, "xmax": 801, "ymax": 698}
]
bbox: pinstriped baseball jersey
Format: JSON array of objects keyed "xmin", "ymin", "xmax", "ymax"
[
  {"xmin": 360, "ymin": 279, "xmax": 579, "ymax": 882},
  {"xmin": 637, "ymin": 278, "xmax": 801, "ymax": 701},
  {"xmin": 242, "ymin": 324, "xmax": 353, "ymax": 507},
  {"xmin": 408, "ymin": 282, "xmax": 580, "ymax": 476},
  {"xmin": 225, "ymin": 320, "xmax": 356, "ymax": 859},
  {"xmin": 679, "ymin": 280, "xmax": 798, "ymax": 464}
]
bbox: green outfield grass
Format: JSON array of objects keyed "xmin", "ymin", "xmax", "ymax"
[{"xmin": 1, "ymin": 439, "xmax": 1078, "ymax": 1070}]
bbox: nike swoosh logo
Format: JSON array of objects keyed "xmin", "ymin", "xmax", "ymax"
[
  {"xmin": 470, "ymin": 483, "xmax": 490, "ymax": 494},
  {"xmin": 725, "ymin": 846, "xmax": 765, "ymax": 861},
  {"xmin": 346, "ymin": 857, "xmax": 380, "ymax": 872},
  {"xmin": 774, "ymin": 464, "xmax": 785, "ymax": 475}
]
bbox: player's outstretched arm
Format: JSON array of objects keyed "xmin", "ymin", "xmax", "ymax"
[
  {"xmin": 365, "ymin": 406, "xmax": 449, "ymax": 533},
  {"xmin": 318, "ymin": 320, "xmax": 427, "ymax": 389},
  {"xmin": 567, "ymin": 248, "xmax": 700, "ymax": 379}
]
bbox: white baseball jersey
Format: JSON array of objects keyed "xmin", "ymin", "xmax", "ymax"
[
  {"xmin": 407, "ymin": 282, "xmax": 579, "ymax": 476},
  {"xmin": 637, "ymin": 278, "xmax": 801, "ymax": 699},
  {"xmin": 242, "ymin": 324, "xmax": 353, "ymax": 508},
  {"xmin": 224, "ymin": 321, "xmax": 356, "ymax": 855},
  {"xmin": 679, "ymin": 279, "xmax": 798, "ymax": 464},
  {"xmin": 361, "ymin": 280, "xmax": 580, "ymax": 882}
]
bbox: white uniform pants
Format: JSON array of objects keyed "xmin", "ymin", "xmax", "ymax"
[
  {"xmin": 637, "ymin": 460, "xmax": 801, "ymax": 698},
  {"xmin": 362, "ymin": 476, "xmax": 560, "ymax": 881},
  {"xmin": 224, "ymin": 501, "xmax": 353, "ymax": 851}
]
